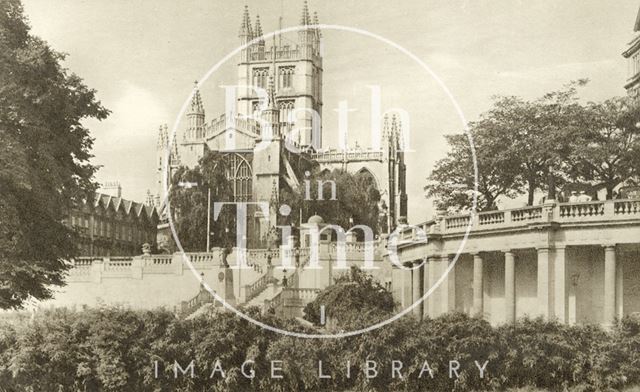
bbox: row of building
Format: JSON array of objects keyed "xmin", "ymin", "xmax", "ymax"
[{"xmin": 66, "ymin": 183, "xmax": 158, "ymax": 257}]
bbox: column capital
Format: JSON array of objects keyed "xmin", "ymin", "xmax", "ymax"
[
  {"xmin": 501, "ymin": 249, "xmax": 515, "ymax": 255},
  {"xmin": 536, "ymin": 247, "xmax": 550, "ymax": 254},
  {"xmin": 602, "ymin": 243, "xmax": 617, "ymax": 250},
  {"xmin": 413, "ymin": 258, "xmax": 427, "ymax": 268}
]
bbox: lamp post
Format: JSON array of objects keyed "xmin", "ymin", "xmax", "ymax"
[
  {"xmin": 206, "ymin": 187, "xmax": 211, "ymax": 252},
  {"xmin": 282, "ymin": 268, "xmax": 288, "ymax": 287}
]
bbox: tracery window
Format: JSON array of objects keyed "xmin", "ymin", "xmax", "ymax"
[
  {"xmin": 279, "ymin": 66, "xmax": 295, "ymax": 88},
  {"xmin": 252, "ymin": 68, "xmax": 269, "ymax": 89},
  {"xmin": 225, "ymin": 153, "xmax": 253, "ymax": 202},
  {"xmin": 278, "ymin": 100, "xmax": 295, "ymax": 123}
]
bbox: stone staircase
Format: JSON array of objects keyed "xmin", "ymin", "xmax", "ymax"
[{"xmin": 178, "ymin": 251, "xmax": 322, "ymax": 319}]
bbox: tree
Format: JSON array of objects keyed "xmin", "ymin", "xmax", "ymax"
[
  {"xmin": 0, "ymin": 0, "xmax": 109, "ymax": 309},
  {"xmin": 169, "ymin": 151, "xmax": 235, "ymax": 252},
  {"xmin": 567, "ymin": 97, "xmax": 640, "ymax": 199},
  {"xmin": 426, "ymin": 81, "xmax": 587, "ymax": 212},
  {"xmin": 425, "ymin": 127, "xmax": 522, "ymax": 212},
  {"xmin": 283, "ymin": 169, "xmax": 382, "ymax": 238},
  {"xmin": 303, "ymin": 267, "xmax": 395, "ymax": 329},
  {"xmin": 480, "ymin": 81, "xmax": 586, "ymax": 205}
]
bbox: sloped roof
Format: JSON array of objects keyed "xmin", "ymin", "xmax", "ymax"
[{"xmin": 89, "ymin": 192, "xmax": 158, "ymax": 220}]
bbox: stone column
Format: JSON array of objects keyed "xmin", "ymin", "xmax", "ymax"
[
  {"xmin": 472, "ymin": 253, "xmax": 483, "ymax": 318},
  {"xmin": 603, "ymin": 245, "xmax": 617, "ymax": 326},
  {"xmin": 504, "ymin": 250, "xmax": 516, "ymax": 323},
  {"xmin": 423, "ymin": 257, "xmax": 432, "ymax": 319},
  {"xmin": 427, "ymin": 256, "xmax": 440, "ymax": 318},
  {"xmin": 412, "ymin": 260, "xmax": 423, "ymax": 319},
  {"xmin": 440, "ymin": 255, "xmax": 455, "ymax": 314},
  {"xmin": 537, "ymin": 248, "xmax": 551, "ymax": 319},
  {"xmin": 553, "ymin": 246, "xmax": 567, "ymax": 323},
  {"xmin": 616, "ymin": 256, "xmax": 624, "ymax": 320},
  {"xmin": 402, "ymin": 262, "xmax": 413, "ymax": 310}
]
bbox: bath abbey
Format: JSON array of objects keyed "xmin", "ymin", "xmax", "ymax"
[
  {"xmin": 154, "ymin": 3, "xmax": 407, "ymax": 249},
  {"xmin": 40, "ymin": 3, "xmax": 640, "ymax": 331}
]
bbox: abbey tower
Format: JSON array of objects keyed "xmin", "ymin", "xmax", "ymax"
[{"xmin": 156, "ymin": 2, "xmax": 407, "ymax": 248}]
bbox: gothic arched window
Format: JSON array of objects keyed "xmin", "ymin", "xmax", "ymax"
[
  {"xmin": 357, "ymin": 167, "xmax": 379, "ymax": 192},
  {"xmin": 278, "ymin": 100, "xmax": 295, "ymax": 123},
  {"xmin": 252, "ymin": 68, "xmax": 269, "ymax": 89},
  {"xmin": 279, "ymin": 66, "xmax": 295, "ymax": 88},
  {"xmin": 225, "ymin": 153, "xmax": 253, "ymax": 202}
]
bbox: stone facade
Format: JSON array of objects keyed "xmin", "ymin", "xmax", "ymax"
[
  {"xmin": 66, "ymin": 192, "xmax": 158, "ymax": 257},
  {"xmin": 154, "ymin": 3, "xmax": 408, "ymax": 248},
  {"xmin": 623, "ymin": 7, "xmax": 640, "ymax": 96},
  {"xmin": 44, "ymin": 226, "xmax": 389, "ymax": 319},
  {"xmin": 387, "ymin": 200, "xmax": 640, "ymax": 327}
]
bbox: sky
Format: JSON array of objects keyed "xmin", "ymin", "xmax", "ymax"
[{"xmin": 21, "ymin": 0, "xmax": 639, "ymax": 222}]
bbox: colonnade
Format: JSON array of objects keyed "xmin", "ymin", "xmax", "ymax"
[{"xmin": 402, "ymin": 244, "xmax": 622, "ymax": 326}]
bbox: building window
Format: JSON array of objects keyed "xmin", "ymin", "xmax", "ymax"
[
  {"xmin": 252, "ymin": 68, "xmax": 269, "ymax": 89},
  {"xmin": 252, "ymin": 101, "xmax": 261, "ymax": 118},
  {"xmin": 224, "ymin": 153, "xmax": 253, "ymax": 202},
  {"xmin": 279, "ymin": 66, "xmax": 294, "ymax": 88},
  {"xmin": 278, "ymin": 100, "xmax": 295, "ymax": 123}
]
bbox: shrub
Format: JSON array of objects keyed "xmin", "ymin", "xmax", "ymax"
[{"xmin": 0, "ymin": 306, "xmax": 639, "ymax": 391}]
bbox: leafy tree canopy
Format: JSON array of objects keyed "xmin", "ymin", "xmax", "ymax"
[
  {"xmin": 303, "ymin": 267, "xmax": 395, "ymax": 329},
  {"xmin": 0, "ymin": 0, "xmax": 109, "ymax": 308},
  {"xmin": 567, "ymin": 96, "xmax": 640, "ymax": 199},
  {"xmin": 169, "ymin": 151, "xmax": 236, "ymax": 252},
  {"xmin": 283, "ymin": 168, "xmax": 382, "ymax": 239},
  {"xmin": 426, "ymin": 81, "xmax": 640, "ymax": 212}
]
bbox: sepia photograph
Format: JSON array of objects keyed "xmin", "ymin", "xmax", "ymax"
[{"xmin": 2, "ymin": 0, "xmax": 640, "ymax": 390}]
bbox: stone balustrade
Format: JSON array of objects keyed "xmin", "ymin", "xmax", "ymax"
[
  {"xmin": 283, "ymin": 287, "xmax": 321, "ymax": 301},
  {"xmin": 205, "ymin": 114, "xmax": 259, "ymax": 138},
  {"xmin": 310, "ymin": 150, "xmax": 383, "ymax": 163},
  {"xmin": 241, "ymin": 267, "xmax": 274, "ymax": 303},
  {"xmin": 249, "ymin": 46, "xmax": 320, "ymax": 62},
  {"xmin": 272, "ymin": 287, "xmax": 321, "ymax": 318},
  {"xmin": 400, "ymin": 199, "xmax": 640, "ymax": 240},
  {"xmin": 66, "ymin": 250, "xmax": 229, "ymax": 282},
  {"xmin": 180, "ymin": 288, "xmax": 214, "ymax": 318},
  {"xmin": 389, "ymin": 198, "xmax": 640, "ymax": 327},
  {"xmin": 246, "ymin": 248, "xmax": 280, "ymax": 265}
]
